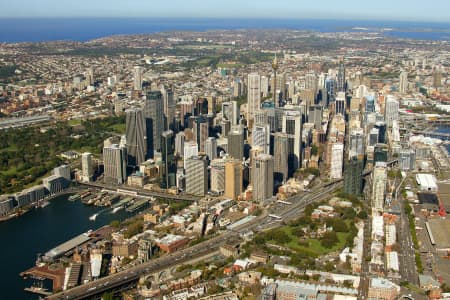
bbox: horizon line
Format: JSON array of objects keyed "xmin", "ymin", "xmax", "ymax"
[{"xmin": 0, "ymin": 16, "xmax": 449, "ymax": 24}]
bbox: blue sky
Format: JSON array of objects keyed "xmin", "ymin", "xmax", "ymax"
[{"xmin": 0, "ymin": 0, "xmax": 449, "ymax": 22}]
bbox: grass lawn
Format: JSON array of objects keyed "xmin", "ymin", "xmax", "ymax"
[
  {"xmin": 271, "ymin": 225, "xmax": 349, "ymax": 256},
  {"xmin": 68, "ymin": 119, "xmax": 82, "ymax": 126},
  {"xmin": 109, "ymin": 123, "xmax": 126, "ymax": 134}
]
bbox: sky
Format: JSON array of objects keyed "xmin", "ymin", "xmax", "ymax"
[{"xmin": 0, "ymin": 0, "xmax": 449, "ymax": 22}]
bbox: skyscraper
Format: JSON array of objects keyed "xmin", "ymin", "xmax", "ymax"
[
  {"xmin": 337, "ymin": 57, "xmax": 346, "ymax": 92},
  {"xmin": 185, "ymin": 156, "xmax": 208, "ymax": 196},
  {"xmin": 252, "ymin": 154, "xmax": 274, "ymax": 202},
  {"xmin": 183, "ymin": 141, "xmax": 198, "ymax": 169},
  {"xmin": 252, "ymin": 124, "xmax": 270, "ymax": 154},
  {"xmin": 133, "ymin": 66, "xmax": 144, "ymax": 91},
  {"xmin": 193, "ymin": 116, "xmax": 209, "ymax": 153},
  {"xmin": 272, "ymin": 55, "xmax": 279, "ymax": 105},
  {"xmin": 399, "ymin": 71, "xmax": 408, "ymax": 94},
  {"xmin": 282, "ymin": 110, "xmax": 302, "ymax": 172},
  {"xmin": 204, "ymin": 137, "xmax": 217, "ymax": 161},
  {"xmin": 161, "ymin": 86, "xmax": 176, "ymax": 131},
  {"xmin": 247, "ymin": 73, "xmax": 261, "ymax": 120},
  {"xmin": 210, "ymin": 158, "xmax": 226, "ymax": 194},
  {"xmin": 344, "ymin": 156, "xmax": 363, "ymax": 196},
  {"xmin": 103, "ymin": 143, "xmax": 127, "ymax": 185},
  {"xmin": 160, "ymin": 130, "xmax": 176, "ymax": 189},
  {"xmin": 144, "ymin": 90, "xmax": 164, "ymax": 156},
  {"xmin": 308, "ymin": 105, "xmax": 323, "ymax": 130},
  {"xmin": 384, "ymin": 95, "xmax": 399, "ymax": 128},
  {"xmin": 222, "ymin": 101, "xmax": 239, "ymax": 125},
  {"xmin": 273, "ymin": 132, "xmax": 289, "ymax": 183},
  {"xmin": 329, "ymin": 143, "xmax": 344, "ymax": 179},
  {"xmin": 349, "ymin": 128, "xmax": 365, "ymax": 160},
  {"xmin": 174, "ymin": 131, "xmax": 186, "ymax": 156},
  {"xmin": 335, "ymin": 92, "xmax": 346, "ymax": 115},
  {"xmin": 372, "ymin": 162, "xmax": 387, "ymax": 211},
  {"xmin": 125, "ymin": 108, "xmax": 147, "ymax": 168},
  {"xmin": 228, "ymin": 126, "xmax": 244, "ymax": 160},
  {"xmin": 224, "ymin": 159, "xmax": 243, "ymax": 200},
  {"xmin": 81, "ymin": 152, "xmax": 94, "ymax": 183}
]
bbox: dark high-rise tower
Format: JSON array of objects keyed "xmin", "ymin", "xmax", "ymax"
[
  {"xmin": 337, "ymin": 57, "xmax": 346, "ymax": 92},
  {"xmin": 160, "ymin": 130, "xmax": 176, "ymax": 189},
  {"xmin": 144, "ymin": 90, "xmax": 164, "ymax": 157},
  {"xmin": 125, "ymin": 108, "xmax": 146, "ymax": 168},
  {"xmin": 344, "ymin": 156, "xmax": 363, "ymax": 196},
  {"xmin": 272, "ymin": 54, "xmax": 279, "ymax": 106}
]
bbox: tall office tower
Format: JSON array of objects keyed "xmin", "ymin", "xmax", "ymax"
[
  {"xmin": 337, "ymin": 57, "xmax": 346, "ymax": 92},
  {"xmin": 247, "ymin": 73, "xmax": 261, "ymax": 120},
  {"xmin": 125, "ymin": 108, "xmax": 147, "ymax": 168},
  {"xmin": 399, "ymin": 71, "xmax": 408, "ymax": 94},
  {"xmin": 329, "ymin": 143, "xmax": 344, "ymax": 179},
  {"xmin": 335, "ymin": 92, "xmax": 346, "ymax": 115},
  {"xmin": 372, "ymin": 161, "xmax": 387, "ymax": 211},
  {"xmin": 224, "ymin": 159, "xmax": 243, "ymax": 200},
  {"xmin": 210, "ymin": 158, "xmax": 226, "ymax": 194},
  {"xmin": 222, "ymin": 101, "xmax": 239, "ymax": 125},
  {"xmin": 318, "ymin": 73, "xmax": 326, "ymax": 90},
  {"xmin": 228, "ymin": 126, "xmax": 244, "ymax": 160},
  {"xmin": 305, "ymin": 72, "xmax": 318, "ymax": 94},
  {"xmin": 220, "ymin": 119, "xmax": 231, "ymax": 137},
  {"xmin": 232, "ymin": 80, "xmax": 242, "ymax": 97},
  {"xmin": 185, "ymin": 156, "xmax": 208, "ymax": 196},
  {"xmin": 384, "ymin": 95, "xmax": 399, "ymax": 128},
  {"xmin": 273, "ymin": 132, "xmax": 289, "ymax": 183},
  {"xmin": 271, "ymin": 55, "xmax": 278, "ymax": 105},
  {"xmin": 252, "ymin": 154, "xmax": 274, "ymax": 202},
  {"xmin": 161, "ymin": 86, "xmax": 176, "ymax": 131},
  {"xmin": 81, "ymin": 152, "xmax": 94, "ymax": 183},
  {"xmin": 254, "ymin": 110, "xmax": 268, "ymax": 126},
  {"xmin": 308, "ymin": 105, "xmax": 323, "ymax": 130},
  {"xmin": 282, "ymin": 110, "xmax": 302, "ymax": 172},
  {"xmin": 365, "ymin": 95, "xmax": 375, "ymax": 113},
  {"xmin": 103, "ymin": 143, "xmax": 127, "ymax": 185},
  {"xmin": 325, "ymin": 77, "xmax": 337, "ymax": 102},
  {"xmin": 399, "ymin": 148, "xmax": 416, "ymax": 171},
  {"xmin": 193, "ymin": 116, "xmax": 209, "ymax": 152},
  {"xmin": 433, "ymin": 67, "xmax": 442, "ymax": 88},
  {"xmin": 195, "ymin": 98, "xmax": 208, "ymax": 116},
  {"xmin": 144, "ymin": 90, "xmax": 164, "ymax": 157},
  {"xmin": 160, "ymin": 130, "xmax": 176, "ymax": 189},
  {"xmin": 174, "ymin": 132, "xmax": 185, "ymax": 156},
  {"xmin": 260, "ymin": 75, "xmax": 270, "ymax": 97},
  {"xmin": 252, "ymin": 124, "xmax": 270, "ymax": 154},
  {"xmin": 374, "ymin": 122, "xmax": 387, "ymax": 143},
  {"xmin": 349, "ymin": 128, "xmax": 365, "ymax": 160},
  {"xmin": 183, "ymin": 141, "xmax": 198, "ymax": 169},
  {"xmin": 86, "ymin": 68, "xmax": 94, "ymax": 86},
  {"xmin": 204, "ymin": 137, "xmax": 217, "ymax": 161},
  {"xmin": 206, "ymin": 95, "xmax": 216, "ymax": 115},
  {"xmin": 344, "ymin": 156, "xmax": 363, "ymax": 196},
  {"xmin": 368, "ymin": 128, "xmax": 379, "ymax": 146},
  {"xmin": 133, "ymin": 66, "xmax": 144, "ymax": 91}
]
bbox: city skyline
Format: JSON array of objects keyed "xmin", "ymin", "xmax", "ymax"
[{"xmin": 1, "ymin": 0, "xmax": 450, "ymax": 22}]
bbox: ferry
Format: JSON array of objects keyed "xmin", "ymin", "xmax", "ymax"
[
  {"xmin": 89, "ymin": 213, "xmax": 98, "ymax": 221},
  {"xmin": 68, "ymin": 194, "xmax": 81, "ymax": 202},
  {"xmin": 112, "ymin": 206, "xmax": 123, "ymax": 214}
]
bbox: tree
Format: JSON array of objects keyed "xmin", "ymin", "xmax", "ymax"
[
  {"xmin": 357, "ymin": 211, "xmax": 368, "ymax": 219},
  {"xmin": 311, "ymin": 144, "xmax": 319, "ymax": 156},
  {"xmin": 320, "ymin": 232, "xmax": 339, "ymax": 248}
]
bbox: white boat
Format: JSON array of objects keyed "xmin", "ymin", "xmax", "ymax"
[
  {"xmin": 89, "ymin": 213, "xmax": 98, "ymax": 221},
  {"xmin": 112, "ymin": 206, "xmax": 123, "ymax": 214}
]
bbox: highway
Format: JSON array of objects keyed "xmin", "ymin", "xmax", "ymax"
[{"xmin": 47, "ymin": 182, "xmax": 341, "ymax": 300}]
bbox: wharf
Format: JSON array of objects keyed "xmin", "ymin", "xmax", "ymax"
[
  {"xmin": 44, "ymin": 231, "xmax": 92, "ymax": 260},
  {"xmin": 111, "ymin": 197, "xmax": 133, "ymax": 208},
  {"xmin": 126, "ymin": 198, "xmax": 149, "ymax": 212},
  {"xmin": 24, "ymin": 287, "xmax": 52, "ymax": 296},
  {"xmin": 20, "ymin": 265, "xmax": 65, "ymax": 291}
]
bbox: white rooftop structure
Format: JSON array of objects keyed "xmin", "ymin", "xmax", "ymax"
[{"xmin": 416, "ymin": 173, "xmax": 438, "ymax": 192}]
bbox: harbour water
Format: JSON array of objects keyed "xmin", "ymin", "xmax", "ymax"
[{"xmin": 0, "ymin": 193, "xmax": 135, "ymax": 300}]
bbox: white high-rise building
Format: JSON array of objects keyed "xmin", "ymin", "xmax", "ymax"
[
  {"xmin": 252, "ymin": 124, "xmax": 270, "ymax": 154},
  {"xmin": 385, "ymin": 95, "xmax": 399, "ymax": 128},
  {"xmin": 183, "ymin": 141, "xmax": 198, "ymax": 169},
  {"xmin": 133, "ymin": 66, "xmax": 144, "ymax": 91},
  {"xmin": 205, "ymin": 137, "xmax": 217, "ymax": 161},
  {"xmin": 260, "ymin": 75, "xmax": 269, "ymax": 97},
  {"xmin": 372, "ymin": 162, "xmax": 387, "ymax": 211},
  {"xmin": 103, "ymin": 144, "xmax": 127, "ymax": 185},
  {"xmin": 329, "ymin": 143, "xmax": 344, "ymax": 179},
  {"xmin": 252, "ymin": 154, "xmax": 274, "ymax": 202},
  {"xmin": 210, "ymin": 158, "xmax": 226, "ymax": 194},
  {"xmin": 185, "ymin": 156, "xmax": 208, "ymax": 196},
  {"xmin": 222, "ymin": 101, "xmax": 239, "ymax": 125},
  {"xmin": 247, "ymin": 73, "xmax": 261, "ymax": 120},
  {"xmin": 399, "ymin": 71, "xmax": 408, "ymax": 94},
  {"xmin": 81, "ymin": 152, "xmax": 94, "ymax": 183}
]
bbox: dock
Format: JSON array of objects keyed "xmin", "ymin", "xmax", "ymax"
[
  {"xmin": 126, "ymin": 198, "xmax": 149, "ymax": 212},
  {"xmin": 111, "ymin": 197, "xmax": 133, "ymax": 209},
  {"xmin": 44, "ymin": 231, "xmax": 92, "ymax": 260},
  {"xmin": 24, "ymin": 287, "xmax": 52, "ymax": 296}
]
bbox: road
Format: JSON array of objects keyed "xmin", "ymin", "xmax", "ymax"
[{"xmin": 47, "ymin": 182, "xmax": 341, "ymax": 300}]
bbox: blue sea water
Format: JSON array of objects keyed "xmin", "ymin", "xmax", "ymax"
[{"xmin": 0, "ymin": 18, "xmax": 450, "ymax": 42}]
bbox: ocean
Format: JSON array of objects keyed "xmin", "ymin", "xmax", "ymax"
[{"xmin": 0, "ymin": 18, "xmax": 450, "ymax": 43}]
